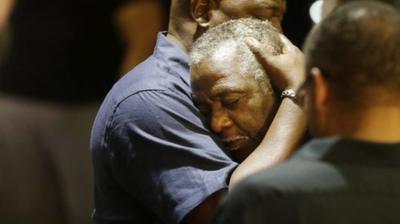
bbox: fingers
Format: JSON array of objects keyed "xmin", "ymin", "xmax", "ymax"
[
  {"xmin": 244, "ymin": 37, "xmax": 277, "ymax": 71},
  {"xmin": 278, "ymin": 33, "xmax": 299, "ymax": 53},
  {"xmin": 244, "ymin": 37, "xmax": 262, "ymax": 54},
  {"xmin": 244, "ymin": 37, "xmax": 276, "ymax": 63}
]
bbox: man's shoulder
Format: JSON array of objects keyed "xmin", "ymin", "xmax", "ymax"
[
  {"xmin": 113, "ymin": 58, "xmax": 185, "ymax": 100},
  {"xmin": 91, "ymin": 53, "xmax": 193, "ymax": 143},
  {"xmin": 236, "ymin": 158, "xmax": 346, "ymax": 197},
  {"xmin": 99, "ymin": 54, "xmax": 191, "ymax": 115}
]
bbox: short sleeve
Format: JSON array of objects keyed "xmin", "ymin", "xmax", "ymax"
[{"xmin": 107, "ymin": 90, "xmax": 238, "ymax": 224}]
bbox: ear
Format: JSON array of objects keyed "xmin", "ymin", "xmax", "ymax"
[
  {"xmin": 191, "ymin": 0, "xmax": 211, "ymax": 27},
  {"xmin": 311, "ymin": 67, "xmax": 329, "ymax": 112}
]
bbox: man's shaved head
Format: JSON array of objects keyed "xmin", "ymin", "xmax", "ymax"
[
  {"xmin": 305, "ymin": 1, "xmax": 400, "ymax": 107},
  {"xmin": 322, "ymin": 0, "xmax": 400, "ymax": 19}
]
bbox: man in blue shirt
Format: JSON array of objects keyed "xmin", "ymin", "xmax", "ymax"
[{"xmin": 91, "ymin": 0, "xmax": 306, "ymax": 223}]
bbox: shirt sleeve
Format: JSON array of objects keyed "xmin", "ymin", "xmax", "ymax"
[{"xmin": 106, "ymin": 89, "xmax": 238, "ymax": 224}]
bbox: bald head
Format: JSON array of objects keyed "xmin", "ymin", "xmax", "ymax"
[
  {"xmin": 322, "ymin": 0, "xmax": 400, "ymax": 18},
  {"xmin": 305, "ymin": 1, "xmax": 400, "ymax": 107}
]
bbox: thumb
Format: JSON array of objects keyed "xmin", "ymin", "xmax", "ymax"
[
  {"xmin": 244, "ymin": 37, "xmax": 277, "ymax": 68},
  {"xmin": 278, "ymin": 33, "xmax": 298, "ymax": 53}
]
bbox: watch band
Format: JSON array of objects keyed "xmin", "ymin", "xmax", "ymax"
[{"xmin": 281, "ymin": 89, "xmax": 297, "ymax": 101}]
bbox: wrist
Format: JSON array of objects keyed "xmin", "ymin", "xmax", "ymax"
[{"xmin": 287, "ymin": 72, "xmax": 306, "ymax": 91}]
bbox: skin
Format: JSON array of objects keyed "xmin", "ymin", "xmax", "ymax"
[
  {"xmin": 191, "ymin": 44, "xmax": 277, "ymax": 162},
  {"xmin": 115, "ymin": 0, "xmax": 165, "ymax": 74},
  {"xmin": 206, "ymin": 0, "xmax": 286, "ymax": 31},
  {"xmin": 306, "ymin": 68, "xmax": 400, "ymax": 143},
  {"xmin": 166, "ymin": 1, "xmax": 307, "ymax": 223},
  {"xmin": 322, "ymin": 0, "xmax": 340, "ymax": 18}
]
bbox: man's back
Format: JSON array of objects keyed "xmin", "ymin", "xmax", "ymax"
[
  {"xmin": 91, "ymin": 32, "xmax": 237, "ymax": 224},
  {"xmin": 216, "ymin": 138, "xmax": 400, "ymax": 224}
]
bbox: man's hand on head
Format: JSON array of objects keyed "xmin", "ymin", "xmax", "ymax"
[{"xmin": 245, "ymin": 34, "xmax": 305, "ymax": 92}]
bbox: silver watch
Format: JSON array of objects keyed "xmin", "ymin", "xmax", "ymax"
[{"xmin": 281, "ymin": 89, "xmax": 297, "ymax": 101}]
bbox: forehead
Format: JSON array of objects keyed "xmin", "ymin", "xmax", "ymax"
[
  {"xmin": 192, "ymin": 49, "xmax": 261, "ymax": 95},
  {"xmin": 192, "ymin": 42, "xmax": 248, "ymax": 80},
  {"xmin": 219, "ymin": 0, "xmax": 285, "ymax": 11}
]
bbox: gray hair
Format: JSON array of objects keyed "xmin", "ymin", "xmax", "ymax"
[{"xmin": 190, "ymin": 18, "xmax": 283, "ymax": 85}]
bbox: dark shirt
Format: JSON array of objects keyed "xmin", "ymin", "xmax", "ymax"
[
  {"xmin": 0, "ymin": 0, "xmax": 126, "ymax": 102},
  {"xmin": 91, "ymin": 32, "xmax": 237, "ymax": 224},
  {"xmin": 215, "ymin": 137, "xmax": 400, "ymax": 224}
]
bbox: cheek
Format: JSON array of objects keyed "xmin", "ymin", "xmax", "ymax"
[{"xmin": 235, "ymin": 97, "xmax": 270, "ymax": 136}]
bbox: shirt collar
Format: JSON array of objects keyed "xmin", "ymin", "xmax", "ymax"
[
  {"xmin": 296, "ymin": 137, "xmax": 400, "ymax": 167},
  {"xmin": 153, "ymin": 32, "xmax": 191, "ymax": 86}
]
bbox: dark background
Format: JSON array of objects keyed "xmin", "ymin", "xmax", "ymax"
[{"xmin": 282, "ymin": 0, "xmax": 315, "ymax": 47}]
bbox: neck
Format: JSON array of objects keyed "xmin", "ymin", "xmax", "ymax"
[
  {"xmin": 167, "ymin": 17, "xmax": 200, "ymax": 53},
  {"xmin": 327, "ymin": 106, "xmax": 400, "ymax": 143}
]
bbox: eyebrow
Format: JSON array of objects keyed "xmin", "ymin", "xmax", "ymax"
[{"xmin": 210, "ymin": 86, "xmax": 246, "ymax": 99}]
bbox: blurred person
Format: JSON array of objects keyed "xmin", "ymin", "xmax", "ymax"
[
  {"xmin": 322, "ymin": 0, "xmax": 400, "ymax": 18},
  {"xmin": 91, "ymin": 0, "xmax": 307, "ymax": 223},
  {"xmin": 117, "ymin": 0, "xmax": 171, "ymax": 73},
  {"xmin": 0, "ymin": 0, "xmax": 166, "ymax": 223},
  {"xmin": 215, "ymin": 2, "xmax": 400, "ymax": 223},
  {"xmin": 0, "ymin": 0, "xmax": 13, "ymax": 61},
  {"xmin": 190, "ymin": 18, "xmax": 285, "ymax": 162}
]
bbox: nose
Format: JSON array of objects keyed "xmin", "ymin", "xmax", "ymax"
[{"xmin": 210, "ymin": 110, "xmax": 232, "ymax": 134}]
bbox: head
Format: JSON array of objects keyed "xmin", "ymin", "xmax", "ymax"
[
  {"xmin": 168, "ymin": 0, "xmax": 286, "ymax": 51},
  {"xmin": 190, "ymin": 18, "xmax": 283, "ymax": 161},
  {"xmin": 303, "ymin": 1, "xmax": 400, "ymax": 137},
  {"xmin": 322, "ymin": 0, "xmax": 400, "ymax": 18},
  {"xmin": 191, "ymin": 0, "xmax": 286, "ymax": 31}
]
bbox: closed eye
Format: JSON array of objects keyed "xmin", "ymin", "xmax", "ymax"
[{"xmin": 222, "ymin": 97, "xmax": 240, "ymax": 109}]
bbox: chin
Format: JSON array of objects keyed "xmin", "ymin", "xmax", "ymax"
[{"xmin": 232, "ymin": 145, "xmax": 254, "ymax": 162}]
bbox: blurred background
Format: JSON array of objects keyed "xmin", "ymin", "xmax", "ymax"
[{"xmin": 0, "ymin": 0, "xmax": 316, "ymax": 223}]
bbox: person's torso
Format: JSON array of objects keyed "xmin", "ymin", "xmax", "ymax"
[{"xmin": 0, "ymin": 0, "xmax": 125, "ymax": 103}]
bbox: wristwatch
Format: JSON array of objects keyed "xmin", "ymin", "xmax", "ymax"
[{"xmin": 281, "ymin": 89, "xmax": 297, "ymax": 101}]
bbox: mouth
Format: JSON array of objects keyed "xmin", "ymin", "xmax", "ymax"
[{"xmin": 221, "ymin": 136, "xmax": 250, "ymax": 151}]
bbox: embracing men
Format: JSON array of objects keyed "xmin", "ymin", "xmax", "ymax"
[{"xmin": 91, "ymin": 0, "xmax": 306, "ymax": 223}]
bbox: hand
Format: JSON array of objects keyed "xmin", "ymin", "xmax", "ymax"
[{"xmin": 245, "ymin": 34, "xmax": 306, "ymax": 92}]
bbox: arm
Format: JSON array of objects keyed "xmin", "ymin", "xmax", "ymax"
[
  {"xmin": 109, "ymin": 90, "xmax": 237, "ymax": 224},
  {"xmin": 186, "ymin": 35, "xmax": 307, "ymax": 223},
  {"xmin": 229, "ymin": 34, "xmax": 308, "ymax": 187},
  {"xmin": 114, "ymin": 0, "xmax": 165, "ymax": 74}
]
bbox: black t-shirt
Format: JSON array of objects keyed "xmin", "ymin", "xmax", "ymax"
[
  {"xmin": 216, "ymin": 137, "xmax": 400, "ymax": 224},
  {"xmin": 0, "ymin": 0, "xmax": 127, "ymax": 103}
]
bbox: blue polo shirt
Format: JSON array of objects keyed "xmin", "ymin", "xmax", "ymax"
[{"xmin": 91, "ymin": 32, "xmax": 238, "ymax": 224}]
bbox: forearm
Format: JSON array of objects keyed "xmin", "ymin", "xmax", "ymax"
[{"xmin": 229, "ymin": 98, "xmax": 307, "ymax": 187}]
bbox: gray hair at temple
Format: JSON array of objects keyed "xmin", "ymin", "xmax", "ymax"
[
  {"xmin": 304, "ymin": 1, "xmax": 400, "ymax": 106},
  {"xmin": 190, "ymin": 18, "xmax": 283, "ymax": 84}
]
